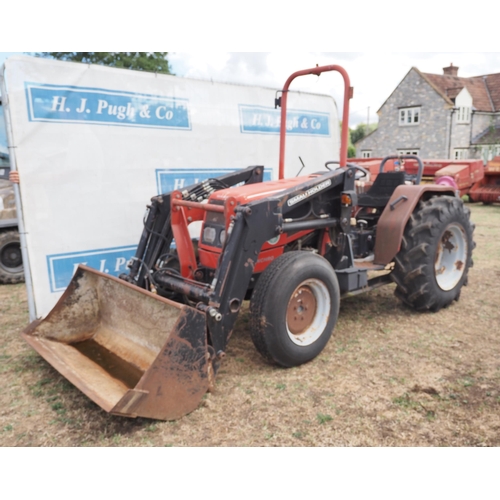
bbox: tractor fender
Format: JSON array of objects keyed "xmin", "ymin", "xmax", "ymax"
[{"xmin": 373, "ymin": 184, "xmax": 456, "ymax": 265}]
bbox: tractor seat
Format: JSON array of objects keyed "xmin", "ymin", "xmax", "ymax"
[{"xmin": 357, "ymin": 171, "xmax": 406, "ymax": 208}]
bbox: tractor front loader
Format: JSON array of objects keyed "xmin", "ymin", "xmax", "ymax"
[{"xmin": 22, "ymin": 65, "xmax": 475, "ymax": 421}]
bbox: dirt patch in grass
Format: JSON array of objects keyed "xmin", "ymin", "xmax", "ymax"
[{"xmin": 1, "ymin": 203, "xmax": 499, "ymax": 447}]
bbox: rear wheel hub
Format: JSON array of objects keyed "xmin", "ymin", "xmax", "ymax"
[
  {"xmin": 0, "ymin": 241, "xmax": 22, "ymax": 271},
  {"xmin": 434, "ymin": 223, "xmax": 467, "ymax": 291}
]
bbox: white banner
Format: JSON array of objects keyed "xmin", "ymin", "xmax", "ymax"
[{"xmin": 1, "ymin": 55, "xmax": 340, "ymax": 319}]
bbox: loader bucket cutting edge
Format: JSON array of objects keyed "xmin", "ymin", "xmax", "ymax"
[{"xmin": 21, "ymin": 265, "xmax": 213, "ymax": 420}]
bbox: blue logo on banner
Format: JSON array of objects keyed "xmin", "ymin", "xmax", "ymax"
[
  {"xmin": 47, "ymin": 245, "xmax": 137, "ymax": 293},
  {"xmin": 156, "ymin": 168, "xmax": 272, "ymax": 194},
  {"xmin": 239, "ymin": 105, "xmax": 330, "ymax": 136},
  {"xmin": 25, "ymin": 83, "xmax": 191, "ymax": 130}
]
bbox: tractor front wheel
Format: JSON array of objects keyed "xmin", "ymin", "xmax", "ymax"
[
  {"xmin": 392, "ymin": 196, "xmax": 475, "ymax": 311},
  {"xmin": 250, "ymin": 251, "xmax": 340, "ymax": 367}
]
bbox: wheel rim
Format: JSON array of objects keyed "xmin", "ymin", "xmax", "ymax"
[
  {"xmin": 286, "ymin": 279, "xmax": 331, "ymax": 346},
  {"xmin": 434, "ymin": 223, "xmax": 468, "ymax": 291},
  {"xmin": 0, "ymin": 241, "xmax": 23, "ymax": 272}
]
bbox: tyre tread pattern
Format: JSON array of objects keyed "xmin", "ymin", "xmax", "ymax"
[
  {"xmin": 249, "ymin": 252, "xmax": 304, "ymax": 363},
  {"xmin": 391, "ymin": 196, "xmax": 475, "ymax": 312}
]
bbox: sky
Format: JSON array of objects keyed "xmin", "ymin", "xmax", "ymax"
[
  {"xmin": 1, "ymin": 52, "xmax": 500, "ymax": 127},
  {"xmin": 166, "ymin": 52, "xmax": 500, "ymax": 126}
]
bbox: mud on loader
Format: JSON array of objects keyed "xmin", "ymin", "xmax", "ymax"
[{"xmin": 22, "ymin": 65, "xmax": 475, "ymax": 421}]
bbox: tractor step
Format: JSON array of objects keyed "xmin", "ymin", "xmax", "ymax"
[{"xmin": 336, "ymin": 267, "xmax": 368, "ymax": 293}]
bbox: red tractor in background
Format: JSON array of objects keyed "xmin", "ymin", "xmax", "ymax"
[
  {"xmin": 469, "ymin": 156, "xmax": 500, "ymax": 204},
  {"xmin": 350, "ymin": 156, "xmax": 484, "ymax": 199}
]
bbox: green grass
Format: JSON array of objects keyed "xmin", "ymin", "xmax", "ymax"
[
  {"xmin": 316, "ymin": 413, "xmax": 333, "ymax": 424},
  {"xmin": 392, "ymin": 393, "xmax": 419, "ymax": 409}
]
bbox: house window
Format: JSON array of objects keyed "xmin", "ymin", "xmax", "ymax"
[
  {"xmin": 397, "ymin": 150, "xmax": 419, "ymax": 156},
  {"xmin": 399, "ymin": 107, "xmax": 420, "ymax": 126},
  {"xmin": 457, "ymin": 107, "xmax": 471, "ymax": 124},
  {"xmin": 361, "ymin": 151, "xmax": 372, "ymax": 158},
  {"xmin": 480, "ymin": 145, "xmax": 500, "ymax": 162},
  {"xmin": 453, "ymin": 148, "xmax": 468, "ymax": 160}
]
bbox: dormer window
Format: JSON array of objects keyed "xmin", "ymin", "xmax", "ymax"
[
  {"xmin": 399, "ymin": 106, "xmax": 420, "ymax": 126},
  {"xmin": 455, "ymin": 87, "xmax": 472, "ymax": 124},
  {"xmin": 457, "ymin": 106, "xmax": 471, "ymax": 124}
]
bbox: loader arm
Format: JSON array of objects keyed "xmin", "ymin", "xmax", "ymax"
[{"xmin": 125, "ymin": 165, "xmax": 265, "ymax": 289}]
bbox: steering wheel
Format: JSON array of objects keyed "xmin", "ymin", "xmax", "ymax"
[
  {"xmin": 347, "ymin": 163, "xmax": 369, "ymax": 179},
  {"xmin": 324, "ymin": 161, "xmax": 369, "ymax": 179},
  {"xmin": 324, "ymin": 161, "xmax": 342, "ymax": 171}
]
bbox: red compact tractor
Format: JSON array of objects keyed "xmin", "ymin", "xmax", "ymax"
[{"xmin": 22, "ymin": 65, "xmax": 476, "ymax": 420}]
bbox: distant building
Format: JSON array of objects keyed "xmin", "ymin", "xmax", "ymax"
[{"xmin": 355, "ymin": 64, "xmax": 500, "ymax": 163}]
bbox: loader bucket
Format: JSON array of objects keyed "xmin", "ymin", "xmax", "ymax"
[{"xmin": 22, "ymin": 265, "xmax": 213, "ymax": 420}]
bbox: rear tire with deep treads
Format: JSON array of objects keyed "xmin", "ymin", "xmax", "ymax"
[
  {"xmin": 250, "ymin": 251, "xmax": 340, "ymax": 367},
  {"xmin": 391, "ymin": 195, "xmax": 475, "ymax": 312}
]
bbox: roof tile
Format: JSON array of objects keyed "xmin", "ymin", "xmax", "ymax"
[{"xmin": 421, "ymin": 71, "xmax": 500, "ymax": 112}]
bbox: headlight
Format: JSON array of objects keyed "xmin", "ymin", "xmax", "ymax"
[
  {"xmin": 219, "ymin": 229, "xmax": 227, "ymax": 245},
  {"xmin": 203, "ymin": 226, "xmax": 216, "ymax": 244}
]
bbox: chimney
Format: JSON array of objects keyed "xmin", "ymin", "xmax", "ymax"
[{"xmin": 443, "ymin": 63, "xmax": 459, "ymax": 76}]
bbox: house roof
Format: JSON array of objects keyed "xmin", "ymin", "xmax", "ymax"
[
  {"xmin": 376, "ymin": 67, "xmax": 458, "ymax": 114},
  {"xmin": 471, "ymin": 124, "xmax": 500, "ymax": 145},
  {"xmin": 352, "ymin": 126, "xmax": 378, "ymax": 146},
  {"xmin": 420, "ymin": 71, "xmax": 500, "ymax": 112},
  {"xmin": 376, "ymin": 66, "xmax": 500, "ymax": 114}
]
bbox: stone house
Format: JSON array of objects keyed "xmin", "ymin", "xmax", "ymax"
[{"xmin": 355, "ymin": 64, "xmax": 500, "ymax": 163}]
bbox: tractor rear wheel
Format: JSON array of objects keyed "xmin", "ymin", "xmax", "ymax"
[
  {"xmin": 250, "ymin": 251, "xmax": 340, "ymax": 367},
  {"xmin": 391, "ymin": 196, "xmax": 475, "ymax": 311},
  {"xmin": 0, "ymin": 230, "xmax": 24, "ymax": 285}
]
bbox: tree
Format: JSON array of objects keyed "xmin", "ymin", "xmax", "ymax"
[
  {"xmin": 350, "ymin": 122, "xmax": 377, "ymax": 145},
  {"xmin": 340, "ymin": 121, "xmax": 357, "ymax": 158},
  {"xmin": 36, "ymin": 52, "xmax": 173, "ymax": 75}
]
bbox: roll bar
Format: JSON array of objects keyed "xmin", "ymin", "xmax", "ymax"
[{"xmin": 277, "ymin": 65, "xmax": 353, "ymax": 180}]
